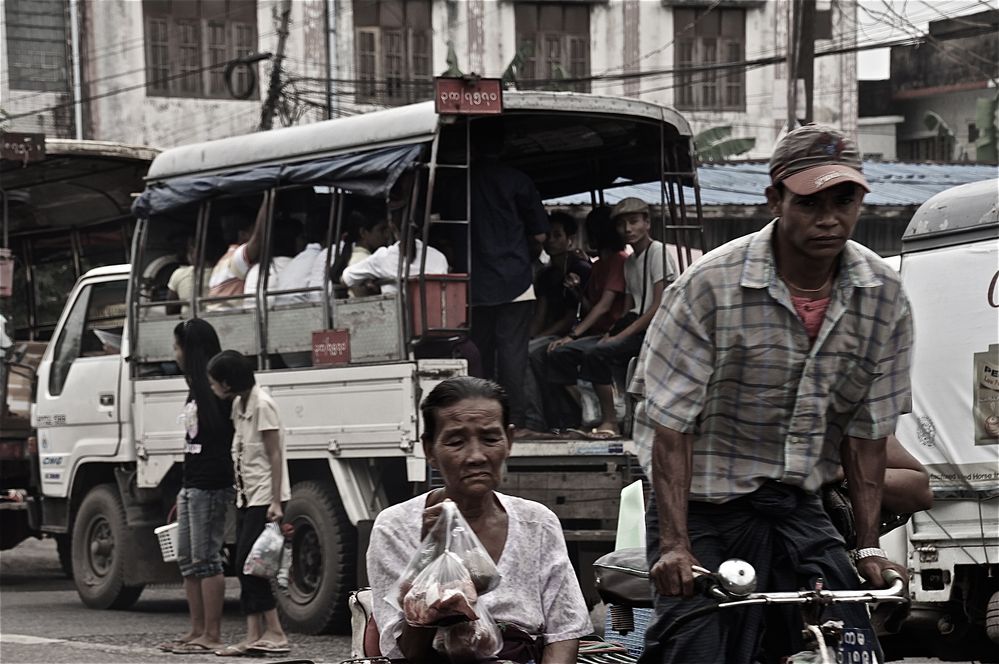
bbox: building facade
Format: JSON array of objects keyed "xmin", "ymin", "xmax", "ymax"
[
  {"xmin": 888, "ymin": 9, "xmax": 999, "ymax": 163},
  {"xmin": 2, "ymin": 0, "xmax": 860, "ymax": 154}
]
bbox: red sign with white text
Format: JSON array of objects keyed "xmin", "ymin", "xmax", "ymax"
[
  {"xmin": 435, "ymin": 78, "xmax": 503, "ymax": 115},
  {"xmin": 312, "ymin": 330, "xmax": 350, "ymax": 366}
]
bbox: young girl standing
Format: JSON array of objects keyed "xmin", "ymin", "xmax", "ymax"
[
  {"xmin": 163, "ymin": 319, "xmax": 234, "ymax": 654},
  {"xmin": 207, "ymin": 350, "xmax": 291, "ymax": 657}
]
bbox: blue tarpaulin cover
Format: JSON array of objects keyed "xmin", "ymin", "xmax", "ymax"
[{"xmin": 132, "ymin": 143, "xmax": 424, "ymax": 218}]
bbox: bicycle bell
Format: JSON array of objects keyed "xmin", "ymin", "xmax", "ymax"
[{"xmin": 716, "ymin": 558, "xmax": 756, "ymax": 597}]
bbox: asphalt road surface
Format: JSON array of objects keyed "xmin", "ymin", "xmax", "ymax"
[
  {"xmin": 0, "ymin": 537, "xmax": 352, "ymax": 664},
  {"xmin": 1, "ymin": 538, "xmax": 974, "ymax": 664}
]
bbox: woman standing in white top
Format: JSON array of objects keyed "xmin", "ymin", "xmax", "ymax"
[{"xmin": 207, "ymin": 350, "xmax": 292, "ymax": 657}]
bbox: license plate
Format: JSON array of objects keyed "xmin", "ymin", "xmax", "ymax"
[{"xmin": 839, "ymin": 627, "xmax": 878, "ymax": 663}]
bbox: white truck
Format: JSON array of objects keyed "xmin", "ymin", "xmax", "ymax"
[
  {"xmin": 25, "ymin": 87, "xmax": 705, "ymax": 632},
  {"xmin": 886, "ymin": 178, "xmax": 999, "ymax": 660}
]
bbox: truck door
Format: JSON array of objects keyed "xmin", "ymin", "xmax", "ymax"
[{"xmin": 34, "ymin": 277, "xmax": 128, "ymax": 499}]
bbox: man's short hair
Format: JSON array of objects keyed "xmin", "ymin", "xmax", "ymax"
[
  {"xmin": 585, "ymin": 206, "xmax": 625, "ymax": 252},
  {"xmin": 548, "ymin": 211, "xmax": 578, "ymax": 237},
  {"xmin": 207, "ymin": 350, "xmax": 255, "ymax": 392},
  {"xmin": 220, "ymin": 213, "xmax": 253, "ymax": 245}
]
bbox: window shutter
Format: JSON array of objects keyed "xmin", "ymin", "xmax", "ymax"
[{"xmin": 355, "ymin": 27, "xmax": 381, "ymax": 103}]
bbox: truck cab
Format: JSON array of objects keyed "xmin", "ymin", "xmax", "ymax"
[{"xmin": 887, "ymin": 178, "xmax": 999, "ymax": 658}]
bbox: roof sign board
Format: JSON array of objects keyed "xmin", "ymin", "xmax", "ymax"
[
  {"xmin": 435, "ymin": 77, "xmax": 503, "ymax": 115},
  {"xmin": 1, "ymin": 132, "xmax": 45, "ymax": 165}
]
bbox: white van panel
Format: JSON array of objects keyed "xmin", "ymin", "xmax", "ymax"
[{"xmin": 895, "ymin": 238, "xmax": 999, "ymax": 496}]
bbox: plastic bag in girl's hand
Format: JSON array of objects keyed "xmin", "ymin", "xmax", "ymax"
[
  {"xmin": 403, "ymin": 550, "xmax": 479, "ymax": 627},
  {"xmin": 434, "ymin": 602, "xmax": 502, "ymax": 663},
  {"xmin": 392, "ymin": 501, "xmax": 501, "ymax": 607},
  {"xmin": 243, "ymin": 522, "xmax": 284, "ymax": 578}
]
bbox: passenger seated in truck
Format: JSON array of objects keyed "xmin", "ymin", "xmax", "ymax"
[
  {"xmin": 166, "ymin": 235, "xmax": 198, "ymax": 315},
  {"xmin": 522, "ymin": 211, "xmax": 592, "ymax": 436},
  {"xmin": 242, "ymin": 212, "xmax": 301, "ymax": 308},
  {"xmin": 329, "ymin": 210, "xmax": 392, "ymax": 299},
  {"xmin": 339, "ymin": 222, "xmax": 448, "ymax": 295},
  {"xmin": 268, "ymin": 205, "xmax": 339, "ymax": 306},
  {"xmin": 205, "ymin": 202, "xmax": 266, "ymax": 311},
  {"xmin": 537, "ymin": 199, "xmax": 676, "ymax": 440},
  {"xmin": 533, "ymin": 206, "xmax": 628, "ymax": 434},
  {"xmin": 367, "ymin": 377, "xmax": 592, "ymax": 662}
]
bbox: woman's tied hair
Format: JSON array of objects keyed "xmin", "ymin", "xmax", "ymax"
[{"xmin": 420, "ymin": 376, "xmax": 510, "ymax": 443}]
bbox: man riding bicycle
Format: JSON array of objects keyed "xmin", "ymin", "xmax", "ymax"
[{"xmin": 635, "ymin": 124, "xmax": 912, "ymax": 663}]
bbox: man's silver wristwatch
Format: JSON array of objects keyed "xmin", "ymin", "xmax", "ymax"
[{"xmin": 852, "ymin": 547, "xmax": 887, "ymax": 562}]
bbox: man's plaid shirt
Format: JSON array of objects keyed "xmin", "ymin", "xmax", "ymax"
[{"xmin": 635, "ymin": 220, "xmax": 913, "ymax": 502}]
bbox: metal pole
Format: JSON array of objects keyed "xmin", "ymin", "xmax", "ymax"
[
  {"xmin": 800, "ymin": 0, "xmax": 817, "ymax": 124},
  {"xmin": 1, "ymin": 187, "xmax": 8, "ymax": 248},
  {"xmin": 786, "ymin": 0, "xmax": 798, "ymax": 130},
  {"xmin": 69, "ymin": 0, "xmax": 84, "ymax": 139},
  {"xmin": 326, "ymin": 0, "xmax": 338, "ymax": 119}
]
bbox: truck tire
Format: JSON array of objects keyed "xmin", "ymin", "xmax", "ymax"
[
  {"xmin": 55, "ymin": 534, "xmax": 73, "ymax": 579},
  {"xmin": 71, "ymin": 484, "xmax": 144, "ymax": 609},
  {"xmin": 988, "ymin": 591, "xmax": 999, "ymax": 644},
  {"xmin": 278, "ymin": 481, "xmax": 356, "ymax": 634}
]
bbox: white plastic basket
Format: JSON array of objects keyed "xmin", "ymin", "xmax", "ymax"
[{"xmin": 155, "ymin": 522, "xmax": 179, "ymax": 562}]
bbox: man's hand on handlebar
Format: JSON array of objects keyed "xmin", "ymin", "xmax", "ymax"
[
  {"xmin": 856, "ymin": 556, "xmax": 909, "ymax": 589},
  {"xmin": 650, "ymin": 546, "xmax": 702, "ymax": 598}
]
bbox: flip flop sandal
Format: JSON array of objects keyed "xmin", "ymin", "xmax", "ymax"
[
  {"xmin": 215, "ymin": 644, "xmax": 251, "ymax": 657},
  {"xmin": 158, "ymin": 640, "xmax": 188, "ymax": 652},
  {"xmin": 172, "ymin": 642, "xmax": 215, "ymax": 654},
  {"xmin": 584, "ymin": 428, "xmax": 623, "ymax": 440},
  {"xmin": 246, "ymin": 640, "xmax": 291, "ymax": 655}
]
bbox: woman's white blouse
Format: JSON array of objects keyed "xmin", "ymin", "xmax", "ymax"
[{"xmin": 367, "ymin": 491, "xmax": 592, "ymax": 659}]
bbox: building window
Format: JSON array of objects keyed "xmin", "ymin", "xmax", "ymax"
[
  {"xmin": 514, "ymin": 3, "xmax": 590, "ymax": 92},
  {"xmin": 142, "ymin": 0, "xmax": 258, "ymax": 99},
  {"xmin": 674, "ymin": 7, "xmax": 745, "ymax": 111},
  {"xmin": 353, "ymin": 0, "xmax": 433, "ymax": 106},
  {"xmin": 898, "ymin": 135, "xmax": 956, "ymax": 162},
  {"xmin": 814, "ymin": 8, "xmax": 832, "ymax": 41},
  {"xmin": 4, "ymin": 0, "xmax": 69, "ymax": 92}
]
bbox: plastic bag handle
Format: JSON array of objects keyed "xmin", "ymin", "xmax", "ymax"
[{"xmin": 442, "ymin": 501, "xmax": 455, "ymax": 553}]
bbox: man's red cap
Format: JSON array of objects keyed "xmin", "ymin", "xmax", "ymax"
[{"xmin": 770, "ymin": 124, "xmax": 870, "ymax": 195}]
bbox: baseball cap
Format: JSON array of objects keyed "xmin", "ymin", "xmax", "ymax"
[
  {"xmin": 769, "ymin": 124, "xmax": 870, "ymax": 196},
  {"xmin": 610, "ymin": 197, "xmax": 650, "ymax": 219}
]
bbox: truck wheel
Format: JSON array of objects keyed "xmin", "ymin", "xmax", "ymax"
[
  {"xmin": 71, "ymin": 484, "xmax": 144, "ymax": 609},
  {"xmin": 988, "ymin": 591, "xmax": 999, "ymax": 644},
  {"xmin": 55, "ymin": 534, "xmax": 73, "ymax": 579},
  {"xmin": 278, "ymin": 481, "xmax": 356, "ymax": 634}
]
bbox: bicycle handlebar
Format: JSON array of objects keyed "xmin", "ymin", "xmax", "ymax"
[
  {"xmin": 662, "ymin": 563, "xmax": 907, "ymax": 641},
  {"xmin": 715, "ymin": 574, "xmax": 907, "ymax": 610}
]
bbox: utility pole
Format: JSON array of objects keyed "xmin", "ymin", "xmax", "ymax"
[
  {"xmin": 799, "ymin": 0, "xmax": 817, "ymax": 124},
  {"xmin": 260, "ymin": 0, "xmax": 293, "ymax": 131},
  {"xmin": 786, "ymin": 0, "xmax": 798, "ymax": 130}
]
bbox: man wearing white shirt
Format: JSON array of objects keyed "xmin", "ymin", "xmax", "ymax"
[
  {"xmin": 271, "ymin": 210, "xmax": 335, "ymax": 306},
  {"xmin": 340, "ymin": 235, "xmax": 448, "ymax": 295}
]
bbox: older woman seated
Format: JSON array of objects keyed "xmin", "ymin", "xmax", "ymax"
[{"xmin": 367, "ymin": 376, "xmax": 592, "ymax": 663}]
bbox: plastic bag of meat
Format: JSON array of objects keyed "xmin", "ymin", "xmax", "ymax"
[
  {"xmin": 391, "ymin": 500, "xmax": 501, "ymax": 609},
  {"xmin": 403, "ymin": 550, "xmax": 479, "ymax": 627},
  {"xmin": 242, "ymin": 522, "xmax": 284, "ymax": 578},
  {"xmin": 434, "ymin": 602, "xmax": 503, "ymax": 662}
]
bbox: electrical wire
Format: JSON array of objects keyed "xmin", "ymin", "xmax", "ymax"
[{"xmin": 9, "ymin": 2, "xmax": 995, "ymax": 133}]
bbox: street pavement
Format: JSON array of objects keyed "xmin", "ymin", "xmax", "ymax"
[
  {"xmin": 0, "ymin": 537, "xmax": 972, "ymax": 664},
  {"xmin": 0, "ymin": 537, "xmax": 352, "ymax": 664}
]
